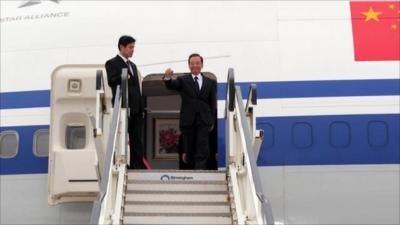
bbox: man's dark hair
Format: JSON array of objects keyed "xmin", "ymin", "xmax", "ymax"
[
  {"xmin": 118, "ymin": 35, "xmax": 136, "ymax": 50},
  {"xmin": 188, "ymin": 53, "xmax": 203, "ymax": 64}
]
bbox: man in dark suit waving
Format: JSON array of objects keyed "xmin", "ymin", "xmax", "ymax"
[
  {"xmin": 163, "ymin": 53, "xmax": 217, "ymax": 170},
  {"xmin": 105, "ymin": 35, "xmax": 145, "ymax": 169}
]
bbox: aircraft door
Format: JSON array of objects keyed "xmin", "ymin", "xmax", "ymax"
[
  {"xmin": 142, "ymin": 72, "xmax": 217, "ymax": 169},
  {"xmin": 48, "ymin": 65, "xmax": 112, "ymax": 204}
]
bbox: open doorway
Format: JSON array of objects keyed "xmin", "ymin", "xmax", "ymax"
[{"xmin": 142, "ymin": 72, "xmax": 218, "ymax": 170}]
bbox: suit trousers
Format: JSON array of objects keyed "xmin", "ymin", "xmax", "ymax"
[
  {"xmin": 181, "ymin": 113, "xmax": 210, "ymax": 170},
  {"xmin": 128, "ymin": 114, "xmax": 145, "ymax": 169}
]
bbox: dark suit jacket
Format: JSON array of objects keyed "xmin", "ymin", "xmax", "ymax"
[
  {"xmin": 105, "ymin": 55, "xmax": 143, "ymax": 114},
  {"xmin": 164, "ymin": 73, "xmax": 217, "ymax": 128}
]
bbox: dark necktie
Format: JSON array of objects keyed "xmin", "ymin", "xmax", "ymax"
[
  {"xmin": 194, "ymin": 76, "xmax": 200, "ymax": 93},
  {"xmin": 126, "ymin": 60, "xmax": 133, "ymax": 76}
]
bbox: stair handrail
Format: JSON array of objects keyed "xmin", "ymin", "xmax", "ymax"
[
  {"xmin": 225, "ymin": 68, "xmax": 235, "ymax": 167},
  {"xmin": 90, "ymin": 70, "xmax": 108, "ymax": 178},
  {"xmin": 90, "ymin": 69, "xmax": 129, "ymax": 225},
  {"xmin": 225, "ymin": 68, "xmax": 274, "ymax": 225}
]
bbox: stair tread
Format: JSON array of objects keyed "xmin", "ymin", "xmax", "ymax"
[
  {"xmin": 126, "ymin": 190, "xmax": 228, "ymax": 194},
  {"xmin": 128, "ymin": 171, "xmax": 226, "ymax": 182},
  {"xmin": 124, "ymin": 212, "xmax": 231, "ymax": 217},
  {"xmin": 124, "ymin": 204, "xmax": 230, "ymax": 214},
  {"xmin": 125, "ymin": 193, "xmax": 229, "ymax": 203},
  {"xmin": 125, "ymin": 201, "xmax": 230, "ymax": 206},
  {"xmin": 128, "ymin": 169, "xmax": 226, "ymax": 173},
  {"xmin": 127, "ymin": 180, "xmax": 227, "ymax": 185},
  {"xmin": 126, "ymin": 183, "xmax": 227, "ymax": 192},
  {"xmin": 123, "ymin": 215, "xmax": 232, "ymax": 225}
]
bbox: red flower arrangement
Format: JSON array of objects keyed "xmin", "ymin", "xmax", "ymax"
[{"xmin": 159, "ymin": 128, "xmax": 179, "ymax": 151}]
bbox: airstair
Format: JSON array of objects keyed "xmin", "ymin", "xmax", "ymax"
[
  {"xmin": 48, "ymin": 66, "xmax": 274, "ymax": 225},
  {"xmin": 122, "ymin": 170, "xmax": 231, "ymax": 225}
]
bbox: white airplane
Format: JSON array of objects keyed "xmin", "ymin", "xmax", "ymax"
[{"xmin": 1, "ymin": 1, "xmax": 399, "ymax": 224}]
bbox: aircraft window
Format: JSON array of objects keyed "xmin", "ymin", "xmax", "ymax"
[
  {"xmin": 0, "ymin": 131, "xmax": 19, "ymax": 159},
  {"xmin": 292, "ymin": 122, "xmax": 313, "ymax": 149},
  {"xmin": 329, "ymin": 122, "xmax": 351, "ymax": 148},
  {"xmin": 33, "ymin": 129, "xmax": 49, "ymax": 157},
  {"xmin": 65, "ymin": 125, "xmax": 86, "ymax": 149},
  {"xmin": 258, "ymin": 122, "xmax": 275, "ymax": 148},
  {"xmin": 367, "ymin": 121, "xmax": 388, "ymax": 147}
]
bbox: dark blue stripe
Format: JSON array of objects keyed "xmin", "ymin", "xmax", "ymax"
[
  {"xmin": 254, "ymin": 114, "xmax": 400, "ymax": 166},
  {"xmin": 217, "ymin": 114, "xmax": 399, "ymax": 167},
  {"xmin": 1, "ymin": 79, "xmax": 399, "ymax": 109},
  {"xmin": 217, "ymin": 79, "xmax": 400, "ymax": 100},
  {"xmin": 0, "ymin": 90, "xmax": 50, "ymax": 109},
  {"xmin": 0, "ymin": 125, "xmax": 49, "ymax": 175},
  {"xmin": 1, "ymin": 114, "xmax": 399, "ymax": 175}
]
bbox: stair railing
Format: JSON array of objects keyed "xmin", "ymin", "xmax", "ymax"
[
  {"xmin": 225, "ymin": 68, "xmax": 275, "ymax": 225},
  {"xmin": 90, "ymin": 69, "xmax": 129, "ymax": 225}
]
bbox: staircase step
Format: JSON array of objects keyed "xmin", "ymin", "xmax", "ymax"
[
  {"xmin": 123, "ymin": 170, "xmax": 232, "ymax": 225},
  {"xmin": 125, "ymin": 201, "xmax": 229, "ymax": 206},
  {"xmin": 128, "ymin": 170, "xmax": 226, "ymax": 182},
  {"xmin": 128, "ymin": 169, "xmax": 226, "ymax": 173},
  {"xmin": 125, "ymin": 212, "xmax": 231, "ymax": 217},
  {"xmin": 127, "ymin": 180, "xmax": 227, "ymax": 185},
  {"xmin": 126, "ymin": 182, "xmax": 228, "ymax": 192},
  {"xmin": 126, "ymin": 190, "xmax": 228, "ymax": 195},
  {"xmin": 123, "ymin": 215, "xmax": 232, "ymax": 225},
  {"xmin": 124, "ymin": 204, "xmax": 231, "ymax": 214},
  {"xmin": 125, "ymin": 193, "xmax": 229, "ymax": 203}
]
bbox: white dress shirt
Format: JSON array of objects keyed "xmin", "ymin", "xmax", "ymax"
[
  {"xmin": 192, "ymin": 74, "xmax": 203, "ymax": 90},
  {"xmin": 118, "ymin": 53, "xmax": 134, "ymax": 77}
]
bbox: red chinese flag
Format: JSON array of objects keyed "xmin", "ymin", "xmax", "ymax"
[{"xmin": 350, "ymin": 1, "xmax": 400, "ymax": 61}]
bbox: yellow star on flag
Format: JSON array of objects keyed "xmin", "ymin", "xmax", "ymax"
[{"xmin": 362, "ymin": 7, "xmax": 382, "ymax": 21}]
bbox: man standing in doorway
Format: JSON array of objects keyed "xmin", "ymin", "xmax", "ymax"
[
  {"xmin": 105, "ymin": 35, "xmax": 145, "ymax": 169},
  {"xmin": 163, "ymin": 53, "xmax": 217, "ymax": 169}
]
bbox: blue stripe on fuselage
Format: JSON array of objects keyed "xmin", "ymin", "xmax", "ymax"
[
  {"xmin": 1, "ymin": 79, "xmax": 399, "ymax": 109},
  {"xmin": 0, "ymin": 125, "xmax": 49, "ymax": 175},
  {"xmin": 1, "ymin": 114, "xmax": 399, "ymax": 175},
  {"xmin": 217, "ymin": 79, "xmax": 400, "ymax": 100},
  {"xmin": 218, "ymin": 114, "xmax": 400, "ymax": 167},
  {"xmin": 0, "ymin": 90, "xmax": 50, "ymax": 109}
]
